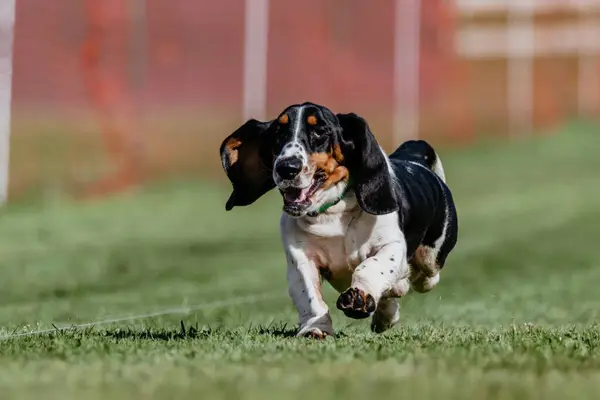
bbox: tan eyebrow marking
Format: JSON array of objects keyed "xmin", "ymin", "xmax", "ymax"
[
  {"xmin": 307, "ymin": 115, "xmax": 317, "ymax": 126},
  {"xmin": 279, "ymin": 114, "xmax": 289, "ymax": 124}
]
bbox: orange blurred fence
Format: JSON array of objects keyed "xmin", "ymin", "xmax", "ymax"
[{"xmin": 5, "ymin": 0, "xmax": 600, "ymax": 200}]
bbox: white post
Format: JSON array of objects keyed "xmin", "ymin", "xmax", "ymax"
[
  {"xmin": 242, "ymin": 0, "xmax": 269, "ymax": 121},
  {"xmin": 577, "ymin": 4, "xmax": 598, "ymax": 117},
  {"xmin": 0, "ymin": 0, "xmax": 15, "ymax": 204},
  {"xmin": 507, "ymin": 0, "xmax": 534, "ymax": 137},
  {"xmin": 393, "ymin": 0, "xmax": 421, "ymax": 147},
  {"xmin": 129, "ymin": 0, "xmax": 147, "ymax": 88}
]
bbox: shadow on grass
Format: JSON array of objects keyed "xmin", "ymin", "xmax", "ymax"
[
  {"xmin": 104, "ymin": 321, "xmax": 208, "ymax": 341},
  {"xmin": 101, "ymin": 321, "xmax": 310, "ymax": 341},
  {"xmin": 256, "ymin": 323, "xmax": 298, "ymax": 338}
]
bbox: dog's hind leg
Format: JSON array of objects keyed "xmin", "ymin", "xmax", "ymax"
[
  {"xmin": 409, "ymin": 245, "xmax": 443, "ymax": 293},
  {"xmin": 410, "ymin": 203, "xmax": 458, "ymax": 293},
  {"xmin": 410, "ymin": 266, "xmax": 441, "ymax": 293},
  {"xmin": 370, "ymin": 297, "xmax": 400, "ymax": 333},
  {"xmin": 370, "ymin": 277, "xmax": 410, "ymax": 333},
  {"xmin": 409, "ymin": 215, "xmax": 456, "ymax": 293}
]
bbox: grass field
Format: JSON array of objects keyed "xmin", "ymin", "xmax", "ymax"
[{"xmin": 1, "ymin": 122, "xmax": 599, "ymax": 399}]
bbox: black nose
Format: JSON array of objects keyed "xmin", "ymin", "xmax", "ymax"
[{"xmin": 276, "ymin": 158, "xmax": 303, "ymax": 180}]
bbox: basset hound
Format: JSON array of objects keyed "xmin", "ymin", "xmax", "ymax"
[{"xmin": 220, "ymin": 102, "xmax": 458, "ymax": 338}]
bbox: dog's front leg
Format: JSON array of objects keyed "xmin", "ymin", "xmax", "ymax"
[
  {"xmin": 285, "ymin": 246, "xmax": 333, "ymax": 339},
  {"xmin": 336, "ymin": 241, "xmax": 409, "ymax": 320}
]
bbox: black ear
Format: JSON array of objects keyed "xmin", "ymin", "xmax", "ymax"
[
  {"xmin": 336, "ymin": 113, "xmax": 399, "ymax": 215},
  {"xmin": 219, "ymin": 119, "xmax": 276, "ymax": 210}
]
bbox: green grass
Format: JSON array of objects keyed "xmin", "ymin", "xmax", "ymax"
[{"xmin": 1, "ymin": 122, "xmax": 600, "ymax": 399}]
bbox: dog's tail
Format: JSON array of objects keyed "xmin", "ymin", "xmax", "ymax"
[{"xmin": 392, "ymin": 140, "xmax": 446, "ymax": 183}]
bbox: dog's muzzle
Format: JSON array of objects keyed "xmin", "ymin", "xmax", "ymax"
[
  {"xmin": 274, "ymin": 157, "xmax": 320, "ymax": 217},
  {"xmin": 274, "ymin": 157, "xmax": 303, "ymax": 181}
]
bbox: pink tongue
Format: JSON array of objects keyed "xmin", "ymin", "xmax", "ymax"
[{"xmin": 297, "ymin": 188, "xmax": 309, "ymax": 202}]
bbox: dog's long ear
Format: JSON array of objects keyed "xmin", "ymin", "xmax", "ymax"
[
  {"xmin": 220, "ymin": 119, "xmax": 276, "ymax": 210},
  {"xmin": 336, "ymin": 113, "xmax": 399, "ymax": 215}
]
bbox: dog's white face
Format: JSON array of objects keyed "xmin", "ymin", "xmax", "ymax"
[
  {"xmin": 271, "ymin": 104, "xmax": 350, "ymax": 218},
  {"xmin": 220, "ymin": 101, "xmax": 399, "ymax": 217}
]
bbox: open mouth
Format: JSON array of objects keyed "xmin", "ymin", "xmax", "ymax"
[
  {"xmin": 283, "ymin": 181, "xmax": 320, "ymax": 205},
  {"xmin": 281, "ymin": 178, "xmax": 323, "ymax": 214}
]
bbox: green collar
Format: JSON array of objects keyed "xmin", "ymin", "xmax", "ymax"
[{"xmin": 311, "ymin": 176, "xmax": 353, "ymax": 216}]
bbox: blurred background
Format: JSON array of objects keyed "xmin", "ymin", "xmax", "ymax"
[
  {"xmin": 1, "ymin": 0, "xmax": 600, "ymax": 335},
  {"xmin": 2, "ymin": 1, "xmax": 600, "ymax": 396},
  {"xmin": 5, "ymin": 0, "xmax": 599, "ymax": 200}
]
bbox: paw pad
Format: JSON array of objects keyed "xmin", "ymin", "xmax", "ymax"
[{"xmin": 336, "ymin": 288, "xmax": 376, "ymax": 319}]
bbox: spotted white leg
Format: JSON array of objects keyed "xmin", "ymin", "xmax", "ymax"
[
  {"xmin": 284, "ymin": 245, "xmax": 333, "ymax": 339},
  {"xmin": 336, "ymin": 241, "xmax": 408, "ymax": 320}
]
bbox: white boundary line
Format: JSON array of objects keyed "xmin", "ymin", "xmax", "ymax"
[
  {"xmin": 0, "ymin": 0, "xmax": 16, "ymax": 205},
  {"xmin": 0, "ymin": 291, "xmax": 284, "ymax": 341}
]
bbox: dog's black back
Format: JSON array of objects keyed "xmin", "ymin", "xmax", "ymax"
[{"xmin": 389, "ymin": 141, "xmax": 458, "ymax": 269}]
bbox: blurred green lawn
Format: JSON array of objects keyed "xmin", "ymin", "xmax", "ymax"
[{"xmin": 0, "ymin": 122, "xmax": 599, "ymax": 399}]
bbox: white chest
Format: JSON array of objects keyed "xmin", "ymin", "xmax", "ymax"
[{"xmin": 283, "ymin": 207, "xmax": 403, "ymax": 293}]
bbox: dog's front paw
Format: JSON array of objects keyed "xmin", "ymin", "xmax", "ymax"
[
  {"xmin": 296, "ymin": 314, "xmax": 333, "ymax": 339},
  {"xmin": 336, "ymin": 287, "xmax": 376, "ymax": 319},
  {"xmin": 297, "ymin": 327, "xmax": 330, "ymax": 340}
]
